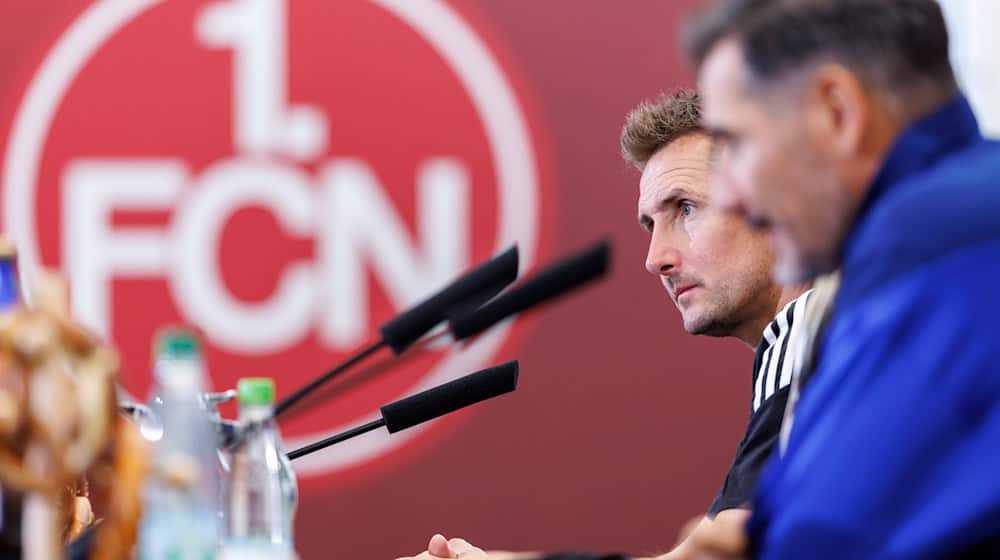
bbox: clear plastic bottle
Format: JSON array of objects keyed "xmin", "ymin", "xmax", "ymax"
[
  {"xmin": 221, "ymin": 378, "xmax": 297, "ymax": 560},
  {"xmin": 136, "ymin": 329, "xmax": 220, "ymax": 559},
  {"xmin": 276, "ymin": 431, "xmax": 299, "ymax": 543}
]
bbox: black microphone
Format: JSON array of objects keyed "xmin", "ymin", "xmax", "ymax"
[
  {"xmin": 449, "ymin": 239, "xmax": 610, "ymax": 341},
  {"xmin": 379, "ymin": 245, "xmax": 519, "ymax": 354},
  {"xmin": 287, "ymin": 360, "xmax": 518, "ymax": 460},
  {"xmin": 275, "ymin": 246, "xmax": 518, "ymax": 417}
]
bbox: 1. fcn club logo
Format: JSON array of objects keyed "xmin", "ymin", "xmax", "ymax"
[{"xmin": 2, "ymin": 0, "xmax": 547, "ymax": 487}]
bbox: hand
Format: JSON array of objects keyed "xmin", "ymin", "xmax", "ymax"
[
  {"xmin": 395, "ymin": 534, "xmax": 537, "ymax": 560},
  {"xmin": 667, "ymin": 509, "xmax": 750, "ymax": 560},
  {"xmin": 67, "ymin": 495, "xmax": 94, "ymax": 541},
  {"xmin": 394, "ymin": 534, "xmax": 487, "ymax": 560}
]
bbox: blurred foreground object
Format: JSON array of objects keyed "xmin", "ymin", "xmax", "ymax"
[
  {"xmin": 0, "ymin": 266, "xmax": 148, "ymax": 559},
  {"xmin": 0, "ymin": 238, "xmax": 21, "ymax": 312},
  {"xmin": 136, "ymin": 329, "xmax": 221, "ymax": 559}
]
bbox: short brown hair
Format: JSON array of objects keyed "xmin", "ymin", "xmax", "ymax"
[
  {"xmin": 620, "ymin": 89, "xmax": 704, "ymax": 170},
  {"xmin": 683, "ymin": 0, "xmax": 956, "ymax": 96}
]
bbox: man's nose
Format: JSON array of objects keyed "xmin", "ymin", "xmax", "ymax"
[{"xmin": 645, "ymin": 229, "xmax": 681, "ymax": 276}]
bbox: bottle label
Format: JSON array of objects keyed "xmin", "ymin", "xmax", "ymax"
[
  {"xmin": 219, "ymin": 539, "xmax": 295, "ymax": 560},
  {"xmin": 138, "ymin": 510, "xmax": 219, "ymax": 560}
]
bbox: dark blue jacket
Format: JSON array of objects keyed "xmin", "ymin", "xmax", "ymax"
[{"xmin": 750, "ymin": 96, "xmax": 1000, "ymax": 559}]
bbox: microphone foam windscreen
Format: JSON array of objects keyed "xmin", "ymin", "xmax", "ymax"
[
  {"xmin": 380, "ymin": 360, "xmax": 519, "ymax": 433},
  {"xmin": 450, "ymin": 239, "xmax": 610, "ymax": 341},
  {"xmin": 379, "ymin": 246, "xmax": 518, "ymax": 354}
]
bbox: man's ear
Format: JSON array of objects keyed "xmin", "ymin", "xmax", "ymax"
[{"xmin": 808, "ymin": 64, "xmax": 870, "ymax": 160}]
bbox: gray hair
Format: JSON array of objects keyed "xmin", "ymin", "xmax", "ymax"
[
  {"xmin": 620, "ymin": 89, "xmax": 704, "ymax": 170},
  {"xmin": 683, "ymin": 0, "xmax": 957, "ymax": 101}
]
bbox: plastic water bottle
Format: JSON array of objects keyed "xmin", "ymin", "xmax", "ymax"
[
  {"xmin": 221, "ymin": 378, "xmax": 297, "ymax": 560},
  {"xmin": 137, "ymin": 329, "xmax": 220, "ymax": 559},
  {"xmin": 277, "ymin": 439, "xmax": 299, "ymax": 542}
]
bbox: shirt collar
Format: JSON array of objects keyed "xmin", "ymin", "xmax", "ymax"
[
  {"xmin": 840, "ymin": 95, "xmax": 982, "ymax": 263},
  {"xmin": 758, "ymin": 289, "xmax": 813, "ymax": 351}
]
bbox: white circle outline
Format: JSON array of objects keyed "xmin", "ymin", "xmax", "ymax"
[{"xmin": 1, "ymin": 0, "xmax": 541, "ymax": 477}]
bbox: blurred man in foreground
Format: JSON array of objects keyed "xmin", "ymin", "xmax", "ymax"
[
  {"xmin": 395, "ymin": 91, "xmax": 810, "ymax": 560},
  {"xmin": 684, "ymin": 0, "xmax": 1000, "ymax": 558}
]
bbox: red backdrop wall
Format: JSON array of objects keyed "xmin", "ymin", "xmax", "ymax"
[{"xmin": 0, "ymin": 1, "xmax": 755, "ymax": 558}]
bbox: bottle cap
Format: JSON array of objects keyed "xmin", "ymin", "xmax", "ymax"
[
  {"xmin": 238, "ymin": 377, "xmax": 276, "ymax": 406},
  {"xmin": 154, "ymin": 328, "xmax": 200, "ymax": 360}
]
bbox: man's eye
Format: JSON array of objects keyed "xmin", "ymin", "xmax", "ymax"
[{"xmin": 680, "ymin": 202, "xmax": 695, "ymax": 217}]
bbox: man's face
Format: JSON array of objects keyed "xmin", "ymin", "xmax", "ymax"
[
  {"xmin": 698, "ymin": 40, "xmax": 855, "ymax": 284},
  {"xmin": 638, "ymin": 133, "xmax": 778, "ymax": 338}
]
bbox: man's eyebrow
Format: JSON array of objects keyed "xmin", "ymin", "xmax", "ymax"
[
  {"xmin": 704, "ymin": 126, "xmax": 733, "ymax": 141},
  {"xmin": 657, "ymin": 185, "xmax": 696, "ymax": 204},
  {"xmin": 637, "ymin": 187, "xmax": 693, "ymax": 229},
  {"xmin": 638, "ymin": 213, "xmax": 653, "ymax": 230}
]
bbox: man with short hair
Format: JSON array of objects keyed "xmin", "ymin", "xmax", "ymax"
[
  {"xmin": 624, "ymin": 91, "xmax": 808, "ymax": 528},
  {"xmin": 394, "ymin": 90, "xmax": 810, "ymax": 560},
  {"xmin": 685, "ymin": 0, "xmax": 1000, "ymax": 558}
]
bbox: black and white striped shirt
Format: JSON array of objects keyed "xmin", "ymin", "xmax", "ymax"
[
  {"xmin": 752, "ymin": 291, "xmax": 813, "ymax": 413},
  {"xmin": 709, "ymin": 290, "xmax": 813, "ymax": 514}
]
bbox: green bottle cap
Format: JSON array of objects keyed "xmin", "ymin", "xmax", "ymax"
[
  {"xmin": 238, "ymin": 377, "xmax": 276, "ymax": 406},
  {"xmin": 154, "ymin": 327, "xmax": 201, "ymax": 361}
]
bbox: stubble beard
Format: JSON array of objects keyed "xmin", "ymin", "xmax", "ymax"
[{"xmin": 682, "ymin": 295, "xmax": 749, "ymax": 339}]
